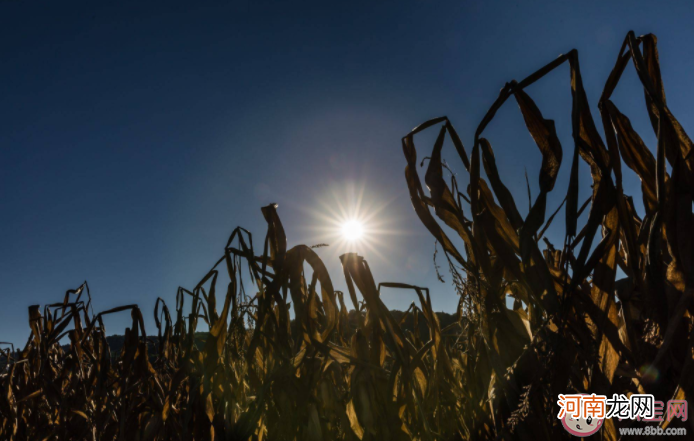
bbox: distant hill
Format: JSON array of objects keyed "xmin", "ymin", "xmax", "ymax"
[
  {"xmin": 101, "ymin": 310, "xmax": 461, "ymax": 355},
  {"xmin": 0, "ymin": 311, "xmax": 461, "ymax": 363}
]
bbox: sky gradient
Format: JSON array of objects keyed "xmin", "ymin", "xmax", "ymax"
[{"xmin": 3, "ymin": 0, "xmax": 694, "ymax": 345}]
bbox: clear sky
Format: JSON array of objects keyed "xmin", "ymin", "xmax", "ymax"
[{"xmin": 2, "ymin": 0, "xmax": 694, "ymax": 345}]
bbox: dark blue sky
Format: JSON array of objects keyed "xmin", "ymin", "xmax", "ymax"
[{"xmin": 3, "ymin": 0, "xmax": 694, "ymax": 345}]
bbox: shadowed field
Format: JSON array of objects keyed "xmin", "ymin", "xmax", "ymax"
[{"xmin": 1, "ymin": 31, "xmax": 693, "ymax": 440}]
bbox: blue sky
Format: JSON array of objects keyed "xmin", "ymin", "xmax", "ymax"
[{"xmin": 2, "ymin": 0, "xmax": 694, "ymax": 345}]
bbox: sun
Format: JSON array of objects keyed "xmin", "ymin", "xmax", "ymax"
[
  {"xmin": 299, "ymin": 180, "xmax": 403, "ymax": 260},
  {"xmin": 341, "ymin": 219, "xmax": 364, "ymax": 242}
]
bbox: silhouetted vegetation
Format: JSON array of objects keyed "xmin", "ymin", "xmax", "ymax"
[{"xmin": 1, "ymin": 31, "xmax": 692, "ymax": 440}]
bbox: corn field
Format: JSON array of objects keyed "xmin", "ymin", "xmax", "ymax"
[{"xmin": 1, "ymin": 31, "xmax": 693, "ymax": 440}]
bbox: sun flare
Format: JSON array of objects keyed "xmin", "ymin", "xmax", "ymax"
[
  {"xmin": 301, "ymin": 180, "xmax": 403, "ymax": 261},
  {"xmin": 341, "ymin": 219, "xmax": 364, "ymax": 241}
]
